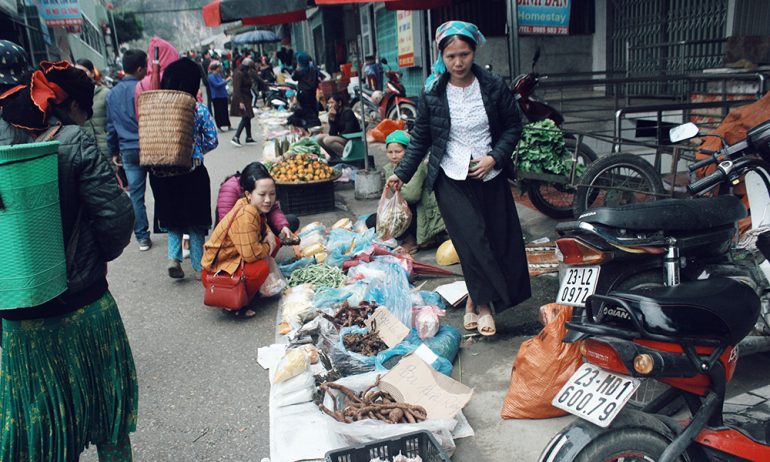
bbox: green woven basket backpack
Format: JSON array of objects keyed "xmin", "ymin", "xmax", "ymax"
[{"xmin": 0, "ymin": 140, "xmax": 67, "ymax": 309}]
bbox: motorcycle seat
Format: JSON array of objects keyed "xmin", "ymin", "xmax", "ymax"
[
  {"xmin": 577, "ymin": 196, "xmax": 747, "ymax": 232},
  {"xmin": 606, "ymin": 278, "xmax": 759, "ymax": 345}
]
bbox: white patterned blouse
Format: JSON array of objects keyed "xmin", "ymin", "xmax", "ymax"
[{"xmin": 439, "ymin": 78, "xmax": 501, "ymax": 182}]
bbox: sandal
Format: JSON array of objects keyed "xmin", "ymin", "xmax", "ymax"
[
  {"xmin": 477, "ymin": 314, "xmax": 497, "ymax": 337},
  {"xmin": 463, "ymin": 312, "xmax": 479, "ymax": 330},
  {"xmin": 233, "ymin": 308, "xmax": 257, "ymax": 318}
]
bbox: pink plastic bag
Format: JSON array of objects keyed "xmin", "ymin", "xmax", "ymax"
[
  {"xmin": 412, "ymin": 306, "xmax": 445, "ymax": 339},
  {"xmin": 376, "ymin": 186, "xmax": 412, "ymax": 241}
]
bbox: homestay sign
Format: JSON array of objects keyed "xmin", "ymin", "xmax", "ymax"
[
  {"xmin": 397, "ymin": 10, "xmax": 415, "ymax": 68},
  {"xmin": 517, "ymin": 0, "xmax": 571, "ymax": 35},
  {"xmin": 35, "ymin": 0, "xmax": 82, "ymax": 27}
]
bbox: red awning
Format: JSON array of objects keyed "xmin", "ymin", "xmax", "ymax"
[
  {"xmin": 242, "ymin": 10, "xmax": 307, "ymax": 26},
  {"xmin": 315, "ymin": 0, "xmax": 394, "ymax": 4},
  {"xmin": 202, "ymin": 0, "xmax": 308, "ymax": 27},
  {"xmin": 385, "ymin": 0, "xmax": 452, "ymax": 10}
]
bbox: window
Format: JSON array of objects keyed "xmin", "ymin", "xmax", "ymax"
[
  {"xmin": 78, "ymin": 15, "xmax": 103, "ymax": 54},
  {"xmin": 359, "ymin": 5, "xmax": 374, "ymax": 57}
]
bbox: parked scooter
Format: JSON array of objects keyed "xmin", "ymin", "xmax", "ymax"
[
  {"xmin": 540, "ymin": 121, "xmax": 770, "ymax": 462},
  {"xmin": 506, "ymin": 49, "xmax": 598, "ymax": 219},
  {"xmin": 350, "ymin": 58, "xmax": 417, "ymax": 126}
]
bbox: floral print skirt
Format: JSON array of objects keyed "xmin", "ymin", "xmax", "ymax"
[{"xmin": 0, "ymin": 291, "xmax": 138, "ymax": 461}]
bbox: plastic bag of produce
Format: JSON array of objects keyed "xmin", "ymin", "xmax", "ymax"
[
  {"xmin": 376, "ymin": 186, "xmax": 412, "ymax": 240},
  {"xmin": 313, "ymin": 286, "xmax": 354, "ymax": 309},
  {"xmin": 280, "ymin": 284, "xmax": 316, "ymax": 331},
  {"xmin": 330, "ymin": 326, "xmax": 378, "ymax": 376},
  {"xmin": 273, "ymin": 347, "xmax": 310, "ymax": 384},
  {"xmin": 374, "ymin": 326, "xmax": 461, "ymax": 375},
  {"xmin": 260, "ymin": 257, "xmax": 288, "ymax": 297},
  {"xmin": 325, "ymin": 228, "xmax": 376, "ymax": 268},
  {"xmin": 500, "ymin": 305, "xmax": 583, "ymax": 419},
  {"xmin": 279, "ymin": 256, "xmax": 315, "ymax": 277},
  {"xmin": 412, "ymin": 305, "xmax": 445, "ymax": 339},
  {"xmin": 364, "ymin": 263, "xmax": 413, "ymax": 328}
]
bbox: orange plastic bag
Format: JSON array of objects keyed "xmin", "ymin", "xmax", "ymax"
[
  {"xmin": 501, "ymin": 304, "xmax": 583, "ymax": 419},
  {"xmin": 368, "ymin": 119, "xmax": 407, "ymax": 143}
]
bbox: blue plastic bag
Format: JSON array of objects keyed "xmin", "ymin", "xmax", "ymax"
[
  {"xmin": 332, "ymin": 326, "xmax": 379, "ymax": 376},
  {"xmin": 278, "ymin": 257, "xmax": 315, "ymax": 277},
  {"xmin": 363, "ymin": 262, "xmax": 413, "ymax": 327},
  {"xmin": 374, "ymin": 326, "xmax": 462, "ymax": 376},
  {"xmin": 418, "ymin": 291, "xmax": 446, "ymax": 309},
  {"xmin": 313, "ymin": 286, "xmax": 353, "ymax": 309},
  {"xmin": 325, "ymin": 228, "xmax": 376, "ymax": 268}
]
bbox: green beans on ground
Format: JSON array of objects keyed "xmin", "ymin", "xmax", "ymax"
[{"xmin": 287, "ymin": 264, "xmax": 344, "ymax": 288}]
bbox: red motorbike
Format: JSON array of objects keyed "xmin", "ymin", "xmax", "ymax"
[{"xmin": 350, "ymin": 58, "xmax": 417, "ymax": 125}]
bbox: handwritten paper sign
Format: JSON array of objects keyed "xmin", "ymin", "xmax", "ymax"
[{"xmin": 365, "ymin": 306, "xmax": 410, "ymax": 348}]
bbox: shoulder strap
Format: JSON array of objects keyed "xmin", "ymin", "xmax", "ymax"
[{"xmin": 212, "ymin": 203, "xmax": 246, "ymax": 265}]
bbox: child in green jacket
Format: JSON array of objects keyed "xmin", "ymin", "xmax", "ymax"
[{"xmin": 381, "ymin": 130, "xmax": 446, "ymax": 253}]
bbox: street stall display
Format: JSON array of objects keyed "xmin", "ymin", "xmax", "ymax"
[{"xmin": 257, "ymin": 215, "xmax": 475, "ymax": 461}]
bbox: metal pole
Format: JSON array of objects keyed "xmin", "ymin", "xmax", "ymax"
[
  {"xmin": 108, "ymin": 8, "xmax": 119, "ymax": 61},
  {"xmin": 20, "ymin": 0, "xmax": 37, "ymax": 64},
  {"xmin": 506, "ymin": 0, "xmax": 520, "ymax": 80},
  {"xmin": 357, "ymin": 4, "xmax": 370, "ymax": 171}
]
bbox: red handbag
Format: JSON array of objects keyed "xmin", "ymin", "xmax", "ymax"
[{"xmin": 203, "ymin": 205, "xmax": 249, "ymax": 310}]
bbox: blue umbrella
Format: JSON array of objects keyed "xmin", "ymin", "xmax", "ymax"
[{"xmin": 232, "ymin": 30, "xmax": 281, "ymax": 45}]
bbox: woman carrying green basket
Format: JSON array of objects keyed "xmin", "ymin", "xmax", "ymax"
[{"xmin": 0, "ymin": 59, "xmax": 137, "ymax": 461}]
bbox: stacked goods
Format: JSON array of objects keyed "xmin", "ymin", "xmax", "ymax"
[{"xmin": 271, "ymin": 153, "xmax": 335, "ymax": 183}]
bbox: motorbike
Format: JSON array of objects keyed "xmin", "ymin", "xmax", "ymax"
[
  {"xmin": 505, "ymin": 49, "xmax": 599, "ymax": 219},
  {"xmin": 540, "ymin": 120, "xmax": 770, "ymax": 462},
  {"xmin": 350, "ymin": 58, "xmax": 417, "ymax": 126},
  {"xmin": 553, "ymin": 121, "xmax": 770, "ymax": 408}
]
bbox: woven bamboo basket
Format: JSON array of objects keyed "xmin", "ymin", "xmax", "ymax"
[{"xmin": 137, "ymin": 90, "xmax": 195, "ymax": 170}]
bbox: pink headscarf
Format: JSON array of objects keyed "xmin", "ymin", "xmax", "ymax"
[{"xmin": 135, "ymin": 37, "xmax": 179, "ymax": 102}]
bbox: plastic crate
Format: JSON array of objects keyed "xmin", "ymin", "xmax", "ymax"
[
  {"xmin": 276, "ymin": 181, "xmax": 336, "ymax": 215},
  {"xmin": 325, "ymin": 431, "xmax": 450, "ymax": 462}
]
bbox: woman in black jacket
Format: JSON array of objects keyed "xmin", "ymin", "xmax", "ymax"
[
  {"xmin": 0, "ymin": 60, "xmax": 136, "ymax": 460},
  {"xmin": 387, "ymin": 21, "xmax": 531, "ymax": 337},
  {"xmin": 316, "ymin": 94, "xmax": 360, "ymax": 159}
]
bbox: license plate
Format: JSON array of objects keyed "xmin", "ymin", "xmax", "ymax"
[
  {"xmin": 552, "ymin": 363, "xmax": 640, "ymax": 427},
  {"xmin": 557, "ymin": 266, "xmax": 600, "ymax": 307}
]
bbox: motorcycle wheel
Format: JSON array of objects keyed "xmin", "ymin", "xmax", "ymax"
[
  {"xmin": 351, "ymin": 100, "xmax": 380, "ymax": 125},
  {"xmin": 573, "ymin": 428, "xmax": 680, "ymax": 462},
  {"xmin": 386, "ymin": 101, "xmax": 418, "ymax": 122},
  {"xmin": 573, "ymin": 153, "xmax": 665, "ymax": 218},
  {"xmin": 526, "ymin": 139, "xmax": 598, "ymax": 219}
]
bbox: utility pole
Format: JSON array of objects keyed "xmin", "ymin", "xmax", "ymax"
[
  {"xmin": 107, "ymin": 3, "xmax": 120, "ymax": 61},
  {"xmin": 507, "ymin": 0, "xmax": 520, "ymax": 80}
]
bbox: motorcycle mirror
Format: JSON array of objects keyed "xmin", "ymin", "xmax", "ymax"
[
  {"xmin": 380, "ymin": 58, "xmax": 388, "ymax": 65},
  {"xmin": 532, "ymin": 48, "xmax": 541, "ymax": 70},
  {"xmin": 669, "ymin": 122, "xmax": 699, "ymax": 143}
]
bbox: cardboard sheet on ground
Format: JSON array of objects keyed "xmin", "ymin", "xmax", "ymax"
[
  {"xmin": 380, "ymin": 354, "xmax": 473, "ymax": 420},
  {"xmin": 364, "ymin": 306, "xmax": 410, "ymax": 348},
  {"xmin": 435, "ymin": 280, "xmax": 469, "ymax": 307}
]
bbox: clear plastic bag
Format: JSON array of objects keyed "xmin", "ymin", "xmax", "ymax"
[
  {"xmin": 273, "ymin": 348, "xmax": 310, "ymax": 384},
  {"xmin": 279, "ymin": 256, "xmax": 315, "ymax": 277},
  {"xmin": 412, "ymin": 306, "xmax": 445, "ymax": 339},
  {"xmin": 313, "ymin": 286, "xmax": 354, "ymax": 309},
  {"xmin": 363, "ymin": 263, "xmax": 413, "ymax": 328},
  {"xmin": 280, "ymin": 284, "xmax": 316, "ymax": 328},
  {"xmin": 325, "ymin": 228, "xmax": 376, "ymax": 268},
  {"xmin": 376, "ymin": 187, "xmax": 412, "ymax": 240},
  {"xmin": 260, "ymin": 257, "xmax": 288, "ymax": 297},
  {"xmin": 331, "ymin": 326, "xmax": 378, "ymax": 376}
]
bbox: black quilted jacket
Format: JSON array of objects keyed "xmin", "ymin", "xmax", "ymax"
[
  {"xmin": 0, "ymin": 118, "xmax": 133, "ymax": 314},
  {"xmin": 394, "ymin": 64, "xmax": 523, "ymax": 190}
]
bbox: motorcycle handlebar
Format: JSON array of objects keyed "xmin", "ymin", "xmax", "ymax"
[
  {"xmin": 688, "ymin": 155, "xmax": 719, "ymax": 172},
  {"xmin": 688, "ymin": 169, "xmax": 726, "ymax": 194}
]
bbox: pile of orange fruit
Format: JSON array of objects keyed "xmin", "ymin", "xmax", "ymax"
[{"xmin": 272, "ymin": 154, "xmax": 336, "ymax": 183}]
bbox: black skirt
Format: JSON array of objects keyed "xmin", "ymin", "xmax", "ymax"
[
  {"xmin": 212, "ymin": 97, "xmax": 231, "ymax": 128},
  {"xmin": 150, "ymin": 164, "xmax": 212, "ymax": 231},
  {"xmin": 433, "ymin": 170, "xmax": 531, "ymax": 312}
]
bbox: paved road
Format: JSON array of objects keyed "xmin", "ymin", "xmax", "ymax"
[{"xmin": 78, "ymin": 113, "xmax": 770, "ymax": 461}]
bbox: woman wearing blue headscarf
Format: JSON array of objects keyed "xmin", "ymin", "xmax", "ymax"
[{"xmin": 386, "ymin": 21, "xmax": 531, "ymax": 337}]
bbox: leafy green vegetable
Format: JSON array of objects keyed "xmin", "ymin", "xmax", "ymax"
[{"xmin": 513, "ymin": 119, "xmax": 584, "ymax": 177}]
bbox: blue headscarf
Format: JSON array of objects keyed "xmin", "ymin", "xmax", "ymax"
[
  {"xmin": 424, "ymin": 21, "xmax": 486, "ymax": 92},
  {"xmin": 295, "ymin": 51, "xmax": 315, "ymax": 71}
]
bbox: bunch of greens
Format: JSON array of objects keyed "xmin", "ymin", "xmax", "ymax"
[{"xmin": 514, "ymin": 119, "xmax": 581, "ymax": 176}]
